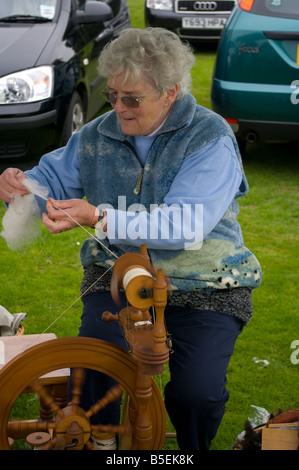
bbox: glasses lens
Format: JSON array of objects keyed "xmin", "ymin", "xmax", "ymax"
[
  {"xmin": 102, "ymin": 91, "xmax": 140, "ymax": 108},
  {"xmin": 102, "ymin": 91, "xmax": 117, "ymax": 105},
  {"xmin": 121, "ymin": 96, "xmax": 139, "ymax": 108},
  {"xmin": 107, "ymin": 93, "xmax": 117, "ymax": 105}
]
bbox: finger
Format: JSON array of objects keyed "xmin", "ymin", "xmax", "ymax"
[
  {"xmin": 48, "ymin": 197, "xmax": 75, "ymax": 210},
  {"xmin": 0, "ymin": 169, "xmax": 29, "ymax": 202},
  {"xmin": 42, "ymin": 212, "xmax": 74, "ymax": 234},
  {"xmin": 7, "ymin": 169, "xmax": 29, "ymax": 193},
  {"xmin": 46, "ymin": 198, "xmax": 70, "ymax": 221},
  {"xmin": 45, "ymin": 199, "xmax": 60, "ymax": 221}
]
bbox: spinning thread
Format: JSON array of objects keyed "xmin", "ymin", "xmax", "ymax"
[{"xmin": 122, "ymin": 267, "xmax": 153, "ymax": 291}]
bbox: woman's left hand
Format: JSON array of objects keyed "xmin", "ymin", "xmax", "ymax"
[{"xmin": 42, "ymin": 198, "xmax": 97, "ymax": 234}]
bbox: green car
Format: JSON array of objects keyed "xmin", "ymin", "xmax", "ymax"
[{"xmin": 211, "ymin": 0, "xmax": 299, "ymax": 148}]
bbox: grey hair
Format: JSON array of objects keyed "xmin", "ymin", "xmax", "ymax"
[{"xmin": 98, "ymin": 28, "xmax": 195, "ymax": 99}]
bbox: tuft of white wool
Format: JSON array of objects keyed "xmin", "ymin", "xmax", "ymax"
[{"xmin": 0, "ymin": 178, "xmax": 49, "ymax": 250}]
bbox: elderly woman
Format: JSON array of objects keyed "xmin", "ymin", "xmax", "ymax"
[{"xmin": 0, "ymin": 28, "xmax": 261, "ymax": 450}]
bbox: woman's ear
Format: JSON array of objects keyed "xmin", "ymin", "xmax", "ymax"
[{"xmin": 166, "ymin": 83, "xmax": 179, "ymax": 105}]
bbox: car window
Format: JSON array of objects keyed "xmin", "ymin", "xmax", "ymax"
[
  {"xmin": 0, "ymin": 0, "xmax": 58, "ymax": 20},
  {"xmin": 252, "ymin": 0, "xmax": 299, "ymax": 19}
]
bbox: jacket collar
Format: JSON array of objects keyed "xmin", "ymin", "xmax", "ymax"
[{"xmin": 96, "ymin": 93, "xmax": 197, "ymax": 141}]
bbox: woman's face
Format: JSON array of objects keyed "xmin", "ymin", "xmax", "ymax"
[{"xmin": 106, "ymin": 72, "xmax": 178, "ymax": 136}]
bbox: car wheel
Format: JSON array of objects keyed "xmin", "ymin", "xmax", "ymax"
[{"xmin": 61, "ymin": 91, "xmax": 85, "ymax": 146}]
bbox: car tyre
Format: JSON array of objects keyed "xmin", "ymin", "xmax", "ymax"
[{"xmin": 61, "ymin": 91, "xmax": 85, "ymax": 146}]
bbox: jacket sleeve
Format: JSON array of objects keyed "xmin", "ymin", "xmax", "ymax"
[{"xmin": 25, "ymin": 132, "xmax": 84, "ymax": 213}]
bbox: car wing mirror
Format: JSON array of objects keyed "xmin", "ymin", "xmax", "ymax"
[{"xmin": 76, "ymin": 1, "xmax": 113, "ymax": 24}]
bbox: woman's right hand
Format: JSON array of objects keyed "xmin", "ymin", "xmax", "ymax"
[{"xmin": 0, "ymin": 168, "xmax": 30, "ymax": 203}]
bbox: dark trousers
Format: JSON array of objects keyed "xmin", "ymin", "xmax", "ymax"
[{"xmin": 77, "ymin": 291, "xmax": 243, "ymax": 450}]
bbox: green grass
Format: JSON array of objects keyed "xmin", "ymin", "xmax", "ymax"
[{"xmin": 0, "ymin": 0, "xmax": 298, "ymax": 450}]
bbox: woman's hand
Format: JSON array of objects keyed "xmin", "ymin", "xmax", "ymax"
[
  {"xmin": 42, "ymin": 198, "xmax": 97, "ymax": 234},
  {"xmin": 0, "ymin": 168, "xmax": 30, "ymax": 203}
]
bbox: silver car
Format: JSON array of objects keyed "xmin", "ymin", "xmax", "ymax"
[{"xmin": 145, "ymin": 0, "xmax": 237, "ymax": 42}]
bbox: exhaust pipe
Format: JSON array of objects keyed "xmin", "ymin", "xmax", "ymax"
[{"xmin": 245, "ymin": 131, "xmax": 258, "ymax": 144}]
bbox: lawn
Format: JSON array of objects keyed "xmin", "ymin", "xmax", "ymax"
[{"xmin": 0, "ymin": 0, "xmax": 298, "ymax": 451}]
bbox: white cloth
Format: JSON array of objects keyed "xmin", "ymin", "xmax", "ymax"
[{"xmin": 0, "ymin": 305, "xmax": 27, "ymax": 336}]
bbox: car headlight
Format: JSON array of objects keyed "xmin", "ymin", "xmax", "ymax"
[
  {"xmin": 0, "ymin": 66, "xmax": 53, "ymax": 104},
  {"xmin": 146, "ymin": 0, "xmax": 173, "ymax": 11}
]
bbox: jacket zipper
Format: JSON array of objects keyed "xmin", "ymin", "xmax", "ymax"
[
  {"xmin": 133, "ymin": 169, "xmax": 144, "ymax": 195},
  {"xmin": 124, "ymin": 140, "xmax": 145, "ymax": 196}
]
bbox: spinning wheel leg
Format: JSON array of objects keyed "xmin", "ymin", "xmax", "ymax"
[{"xmin": 0, "ymin": 337, "xmax": 166, "ymax": 450}]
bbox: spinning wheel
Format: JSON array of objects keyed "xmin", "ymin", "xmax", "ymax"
[{"xmin": 0, "ymin": 246, "xmax": 170, "ymax": 450}]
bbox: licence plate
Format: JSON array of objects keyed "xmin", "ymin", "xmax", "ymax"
[{"xmin": 182, "ymin": 17, "xmax": 227, "ymax": 29}]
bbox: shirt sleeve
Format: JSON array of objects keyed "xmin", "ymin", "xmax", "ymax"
[
  {"xmin": 105, "ymin": 136, "xmax": 242, "ymax": 250},
  {"xmin": 25, "ymin": 132, "xmax": 84, "ymax": 212}
]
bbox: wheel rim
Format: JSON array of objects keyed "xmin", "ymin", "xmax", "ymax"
[{"xmin": 72, "ymin": 103, "xmax": 84, "ymax": 133}]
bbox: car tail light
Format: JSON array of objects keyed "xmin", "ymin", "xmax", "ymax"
[
  {"xmin": 225, "ymin": 118, "xmax": 239, "ymax": 132},
  {"xmin": 239, "ymin": 0, "xmax": 255, "ymax": 11}
]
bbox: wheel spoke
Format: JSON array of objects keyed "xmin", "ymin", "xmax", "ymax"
[
  {"xmin": 71, "ymin": 368, "xmax": 86, "ymax": 406},
  {"xmin": 84, "ymin": 439, "xmax": 97, "ymax": 450},
  {"xmin": 85, "ymin": 383, "xmax": 124, "ymax": 419},
  {"xmin": 7, "ymin": 420, "xmax": 54, "ymax": 440},
  {"xmin": 30, "ymin": 382, "xmax": 63, "ymax": 417},
  {"xmin": 91, "ymin": 423, "xmax": 131, "ymax": 435}
]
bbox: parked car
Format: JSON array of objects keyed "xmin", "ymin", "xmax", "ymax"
[
  {"xmin": 145, "ymin": 0, "xmax": 237, "ymax": 43},
  {"xmin": 0, "ymin": 0, "xmax": 131, "ymax": 172},
  {"xmin": 211, "ymin": 0, "xmax": 299, "ymax": 147}
]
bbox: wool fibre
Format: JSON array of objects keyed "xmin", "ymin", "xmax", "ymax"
[{"xmin": 1, "ymin": 178, "xmax": 49, "ymax": 250}]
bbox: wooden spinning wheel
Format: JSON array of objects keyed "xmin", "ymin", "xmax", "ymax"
[{"xmin": 0, "ymin": 246, "xmax": 170, "ymax": 450}]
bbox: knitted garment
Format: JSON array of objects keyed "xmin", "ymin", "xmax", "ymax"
[{"xmin": 80, "ymin": 264, "xmax": 253, "ymax": 325}]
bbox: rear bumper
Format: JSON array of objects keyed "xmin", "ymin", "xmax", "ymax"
[
  {"xmin": 233, "ymin": 119, "xmax": 299, "ymax": 143},
  {"xmin": 211, "ymin": 79, "xmax": 299, "ymax": 142}
]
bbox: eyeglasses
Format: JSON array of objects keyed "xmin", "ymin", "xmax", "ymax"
[{"xmin": 101, "ymin": 89, "xmax": 157, "ymax": 108}]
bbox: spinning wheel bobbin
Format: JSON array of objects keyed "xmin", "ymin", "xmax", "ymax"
[
  {"xmin": 106, "ymin": 248, "xmax": 169, "ymax": 376},
  {"xmin": 110, "ymin": 245, "xmax": 156, "ymax": 307},
  {"xmin": 121, "ymin": 265, "xmax": 155, "ymax": 310}
]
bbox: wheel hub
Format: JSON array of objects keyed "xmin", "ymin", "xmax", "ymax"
[{"xmin": 55, "ymin": 404, "xmax": 91, "ymax": 450}]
